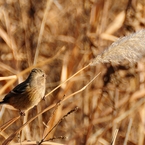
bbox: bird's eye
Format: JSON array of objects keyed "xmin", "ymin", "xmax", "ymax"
[{"xmin": 42, "ymin": 74, "xmax": 45, "ymax": 77}]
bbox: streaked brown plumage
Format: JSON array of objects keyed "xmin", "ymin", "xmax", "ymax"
[{"xmin": 0, "ymin": 68, "xmax": 46, "ymax": 115}]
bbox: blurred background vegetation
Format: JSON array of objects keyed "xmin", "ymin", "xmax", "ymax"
[{"xmin": 0, "ymin": 0, "xmax": 145, "ymax": 144}]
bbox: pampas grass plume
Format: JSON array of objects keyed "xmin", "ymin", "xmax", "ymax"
[{"xmin": 90, "ymin": 30, "xmax": 145, "ymax": 65}]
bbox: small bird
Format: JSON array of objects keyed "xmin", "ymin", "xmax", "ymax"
[{"xmin": 0, "ymin": 68, "xmax": 46, "ymax": 116}]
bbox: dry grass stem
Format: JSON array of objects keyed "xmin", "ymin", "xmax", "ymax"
[
  {"xmin": 33, "ymin": 0, "xmax": 53, "ymax": 65},
  {"xmin": 45, "ymin": 64, "xmax": 90, "ymax": 98},
  {"xmin": 111, "ymin": 129, "xmax": 119, "ymax": 145},
  {"xmin": 123, "ymin": 118, "xmax": 133, "ymax": 145}
]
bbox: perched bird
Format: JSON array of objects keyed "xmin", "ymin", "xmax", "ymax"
[{"xmin": 0, "ymin": 68, "xmax": 46, "ymax": 116}]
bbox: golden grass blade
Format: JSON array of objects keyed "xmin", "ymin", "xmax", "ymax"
[
  {"xmin": 0, "ymin": 116, "xmax": 20, "ymax": 132},
  {"xmin": 0, "ymin": 75, "xmax": 17, "ymax": 81},
  {"xmin": 33, "ymin": 0, "xmax": 53, "ymax": 65}
]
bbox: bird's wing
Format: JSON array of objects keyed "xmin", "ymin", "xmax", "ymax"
[
  {"xmin": 3, "ymin": 81, "xmax": 29, "ymax": 101},
  {"xmin": 12, "ymin": 81, "xmax": 29, "ymax": 94}
]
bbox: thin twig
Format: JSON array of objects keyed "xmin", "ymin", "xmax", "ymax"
[
  {"xmin": 45, "ymin": 64, "xmax": 90, "ymax": 98},
  {"xmin": 38, "ymin": 107, "xmax": 78, "ymax": 145}
]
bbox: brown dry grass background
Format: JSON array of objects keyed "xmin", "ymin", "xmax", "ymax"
[{"xmin": 0, "ymin": 0, "xmax": 145, "ymax": 145}]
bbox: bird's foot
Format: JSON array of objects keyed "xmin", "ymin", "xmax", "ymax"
[
  {"xmin": 42, "ymin": 96, "xmax": 46, "ymax": 101},
  {"xmin": 19, "ymin": 110, "xmax": 25, "ymax": 116}
]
